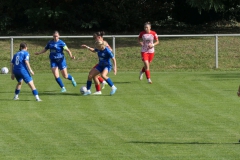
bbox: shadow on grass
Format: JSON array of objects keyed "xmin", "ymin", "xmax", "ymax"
[
  {"xmin": 39, "ymin": 91, "xmax": 80, "ymax": 96},
  {"xmin": 128, "ymin": 141, "xmax": 240, "ymax": 145},
  {"xmin": 200, "ymin": 73, "xmax": 240, "ymax": 79}
]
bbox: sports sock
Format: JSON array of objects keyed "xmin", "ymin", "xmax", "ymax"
[
  {"xmin": 56, "ymin": 77, "xmax": 64, "ymax": 88},
  {"xmin": 98, "ymin": 76, "xmax": 104, "ymax": 83},
  {"xmin": 32, "ymin": 89, "xmax": 39, "ymax": 99},
  {"xmin": 145, "ymin": 70, "xmax": 150, "ymax": 79},
  {"xmin": 141, "ymin": 67, "xmax": 145, "ymax": 72},
  {"xmin": 67, "ymin": 74, "xmax": 73, "ymax": 80},
  {"xmin": 15, "ymin": 89, "xmax": 20, "ymax": 95},
  {"xmin": 106, "ymin": 78, "xmax": 114, "ymax": 87},
  {"xmin": 95, "ymin": 84, "xmax": 101, "ymax": 91},
  {"xmin": 86, "ymin": 80, "xmax": 92, "ymax": 90}
]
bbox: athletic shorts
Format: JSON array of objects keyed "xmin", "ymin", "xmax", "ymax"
[
  {"xmin": 50, "ymin": 57, "xmax": 67, "ymax": 70},
  {"xmin": 93, "ymin": 64, "xmax": 98, "ymax": 68},
  {"xmin": 95, "ymin": 65, "xmax": 112, "ymax": 73},
  {"xmin": 141, "ymin": 52, "xmax": 154, "ymax": 63},
  {"xmin": 14, "ymin": 70, "xmax": 32, "ymax": 84}
]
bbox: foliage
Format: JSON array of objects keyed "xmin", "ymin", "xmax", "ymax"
[{"xmin": 0, "ymin": 0, "xmax": 240, "ymax": 33}]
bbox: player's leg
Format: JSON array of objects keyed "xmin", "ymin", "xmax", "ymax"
[
  {"xmin": 60, "ymin": 58, "xmax": 77, "ymax": 87},
  {"xmin": 139, "ymin": 52, "xmax": 147, "ymax": 80},
  {"xmin": 101, "ymin": 68, "xmax": 117, "ymax": 95},
  {"xmin": 27, "ymin": 80, "xmax": 41, "ymax": 101},
  {"xmin": 93, "ymin": 75, "xmax": 102, "ymax": 95},
  {"xmin": 52, "ymin": 67, "xmax": 66, "ymax": 92},
  {"xmin": 51, "ymin": 59, "xmax": 66, "ymax": 92},
  {"xmin": 13, "ymin": 79, "xmax": 23, "ymax": 100},
  {"xmin": 84, "ymin": 68, "xmax": 100, "ymax": 95},
  {"xmin": 145, "ymin": 53, "xmax": 154, "ymax": 84},
  {"xmin": 93, "ymin": 64, "xmax": 106, "ymax": 89},
  {"xmin": 98, "ymin": 75, "xmax": 107, "ymax": 89}
]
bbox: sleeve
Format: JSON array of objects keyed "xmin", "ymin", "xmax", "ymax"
[
  {"xmin": 138, "ymin": 32, "xmax": 143, "ymax": 38},
  {"xmin": 62, "ymin": 41, "xmax": 68, "ymax": 49},
  {"xmin": 107, "ymin": 48, "xmax": 114, "ymax": 58},
  {"xmin": 153, "ymin": 31, "xmax": 158, "ymax": 40},
  {"xmin": 44, "ymin": 41, "xmax": 50, "ymax": 50},
  {"xmin": 11, "ymin": 56, "xmax": 15, "ymax": 64},
  {"xmin": 24, "ymin": 52, "xmax": 30, "ymax": 61}
]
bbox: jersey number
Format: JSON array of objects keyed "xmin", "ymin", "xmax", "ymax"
[{"xmin": 15, "ymin": 56, "xmax": 20, "ymax": 65}]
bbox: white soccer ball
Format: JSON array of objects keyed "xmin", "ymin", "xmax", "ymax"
[
  {"xmin": 1, "ymin": 67, "xmax": 9, "ymax": 74},
  {"xmin": 80, "ymin": 86, "xmax": 87, "ymax": 94}
]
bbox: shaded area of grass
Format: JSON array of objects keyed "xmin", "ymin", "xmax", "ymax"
[{"xmin": 1, "ymin": 36, "xmax": 240, "ymax": 72}]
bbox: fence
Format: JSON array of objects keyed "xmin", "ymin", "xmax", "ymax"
[{"xmin": 1, "ymin": 34, "xmax": 240, "ymax": 69}]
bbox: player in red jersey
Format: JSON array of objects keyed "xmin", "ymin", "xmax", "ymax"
[
  {"xmin": 91, "ymin": 31, "xmax": 113, "ymax": 94},
  {"xmin": 138, "ymin": 22, "xmax": 159, "ymax": 84}
]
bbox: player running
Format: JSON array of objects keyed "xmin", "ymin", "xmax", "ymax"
[
  {"xmin": 11, "ymin": 42, "xmax": 42, "ymax": 101},
  {"xmin": 35, "ymin": 31, "xmax": 77, "ymax": 92},
  {"xmin": 138, "ymin": 22, "xmax": 159, "ymax": 84},
  {"xmin": 81, "ymin": 40, "xmax": 117, "ymax": 96}
]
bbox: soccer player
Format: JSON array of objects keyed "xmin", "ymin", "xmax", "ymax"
[
  {"xmin": 35, "ymin": 31, "xmax": 77, "ymax": 92},
  {"xmin": 91, "ymin": 31, "xmax": 112, "ymax": 93},
  {"xmin": 11, "ymin": 42, "xmax": 42, "ymax": 101},
  {"xmin": 138, "ymin": 22, "xmax": 159, "ymax": 84},
  {"xmin": 81, "ymin": 40, "xmax": 117, "ymax": 96}
]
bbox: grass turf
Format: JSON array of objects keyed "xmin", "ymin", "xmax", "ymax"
[{"xmin": 0, "ymin": 71, "xmax": 240, "ymax": 159}]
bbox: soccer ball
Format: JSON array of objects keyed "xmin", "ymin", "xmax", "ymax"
[
  {"xmin": 80, "ymin": 86, "xmax": 87, "ymax": 94},
  {"xmin": 1, "ymin": 67, "xmax": 9, "ymax": 74}
]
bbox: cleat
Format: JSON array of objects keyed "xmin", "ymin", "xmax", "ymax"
[
  {"xmin": 139, "ymin": 71, "xmax": 143, "ymax": 80},
  {"xmin": 148, "ymin": 79, "xmax": 152, "ymax": 84},
  {"xmin": 93, "ymin": 91, "xmax": 102, "ymax": 95},
  {"xmin": 71, "ymin": 77, "xmax": 77, "ymax": 87},
  {"xmin": 110, "ymin": 87, "xmax": 117, "ymax": 95},
  {"xmin": 13, "ymin": 97, "xmax": 19, "ymax": 100},
  {"xmin": 36, "ymin": 99, "xmax": 42, "ymax": 102},
  {"xmin": 83, "ymin": 90, "xmax": 91, "ymax": 96},
  {"xmin": 101, "ymin": 81, "xmax": 107, "ymax": 89},
  {"xmin": 61, "ymin": 87, "xmax": 66, "ymax": 92}
]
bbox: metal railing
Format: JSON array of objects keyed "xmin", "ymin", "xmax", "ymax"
[{"xmin": 1, "ymin": 34, "xmax": 240, "ymax": 69}]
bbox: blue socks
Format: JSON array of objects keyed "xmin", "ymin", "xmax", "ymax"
[
  {"xmin": 32, "ymin": 89, "xmax": 38, "ymax": 96},
  {"xmin": 15, "ymin": 89, "xmax": 20, "ymax": 95},
  {"xmin": 86, "ymin": 81, "xmax": 92, "ymax": 90},
  {"xmin": 67, "ymin": 74, "xmax": 73, "ymax": 80},
  {"xmin": 106, "ymin": 78, "xmax": 114, "ymax": 87},
  {"xmin": 56, "ymin": 77, "xmax": 64, "ymax": 88}
]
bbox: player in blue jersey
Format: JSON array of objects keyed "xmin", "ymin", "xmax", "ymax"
[
  {"xmin": 81, "ymin": 40, "xmax": 117, "ymax": 96},
  {"xmin": 35, "ymin": 31, "xmax": 77, "ymax": 92},
  {"xmin": 11, "ymin": 42, "xmax": 42, "ymax": 101}
]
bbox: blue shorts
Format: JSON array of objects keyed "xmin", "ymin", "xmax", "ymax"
[
  {"xmin": 95, "ymin": 65, "xmax": 112, "ymax": 73},
  {"xmin": 50, "ymin": 57, "xmax": 67, "ymax": 70},
  {"xmin": 14, "ymin": 70, "xmax": 32, "ymax": 84}
]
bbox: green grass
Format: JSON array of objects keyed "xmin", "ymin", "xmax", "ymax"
[
  {"xmin": 1, "ymin": 71, "xmax": 240, "ymax": 159},
  {"xmin": 1, "ymin": 36, "xmax": 240, "ymax": 72}
]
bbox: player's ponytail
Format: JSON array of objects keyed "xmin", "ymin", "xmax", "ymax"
[
  {"xmin": 93, "ymin": 31, "xmax": 105, "ymax": 38},
  {"xmin": 19, "ymin": 42, "xmax": 27, "ymax": 51}
]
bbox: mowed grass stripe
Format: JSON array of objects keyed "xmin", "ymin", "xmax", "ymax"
[{"xmin": 1, "ymin": 72, "xmax": 240, "ymax": 159}]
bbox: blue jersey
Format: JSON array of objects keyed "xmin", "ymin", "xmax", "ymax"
[
  {"xmin": 11, "ymin": 50, "xmax": 30, "ymax": 73},
  {"xmin": 45, "ymin": 39, "xmax": 67, "ymax": 60},
  {"xmin": 94, "ymin": 47, "xmax": 114, "ymax": 67}
]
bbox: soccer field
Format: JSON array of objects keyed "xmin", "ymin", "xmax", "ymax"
[{"xmin": 0, "ymin": 71, "xmax": 240, "ymax": 159}]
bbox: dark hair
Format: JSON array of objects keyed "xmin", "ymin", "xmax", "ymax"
[
  {"xmin": 144, "ymin": 22, "xmax": 151, "ymax": 26},
  {"xmin": 53, "ymin": 30, "xmax": 60, "ymax": 35},
  {"xmin": 19, "ymin": 42, "xmax": 27, "ymax": 51},
  {"xmin": 93, "ymin": 31, "xmax": 105, "ymax": 38}
]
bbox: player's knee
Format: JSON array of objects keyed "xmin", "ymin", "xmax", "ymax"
[{"xmin": 88, "ymin": 74, "xmax": 93, "ymax": 80}]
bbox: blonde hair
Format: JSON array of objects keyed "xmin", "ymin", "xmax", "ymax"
[{"xmin": 95, "ymin": 40, "xmax": 106, "ymax": 50}]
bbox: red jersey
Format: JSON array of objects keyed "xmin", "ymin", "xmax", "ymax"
[{"xmin": 139, "ymin": 30, "xmax": 158, "ymax": 53}]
